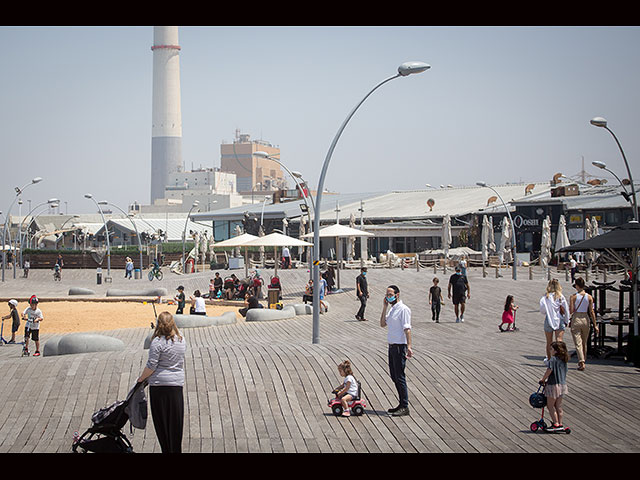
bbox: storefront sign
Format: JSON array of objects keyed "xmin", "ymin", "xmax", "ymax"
[{"xmin": 513, "ymin": 214, "xmax": 540, "ymax": 229}]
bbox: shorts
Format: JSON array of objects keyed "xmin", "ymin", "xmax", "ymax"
[
  {"xmin": 543, "ymin": 316, "xmax": 566, "ymax": 333},
  {"xmin": 452, "ymin": 293, "xmax": 466, "ymax": 305},
  {"xmin": 24, "ymin": 328, "xmax": 39, "ymax": 341}
]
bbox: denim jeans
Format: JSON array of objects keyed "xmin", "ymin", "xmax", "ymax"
[{"xmin": 388, "ymin": 344, "xmax": 409, "ymax": 408}]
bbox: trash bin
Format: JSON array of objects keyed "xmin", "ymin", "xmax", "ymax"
[
  {"xmin": 134, "ymin": 268, "xmax": 141, "ymax": 280},
  {"xmin": 267, "ymin": 288, "xmax": 279, "ymax": 308},
  {"xmin": 96, "ymin": 267, "xmax": 102, "ymax": 285}
]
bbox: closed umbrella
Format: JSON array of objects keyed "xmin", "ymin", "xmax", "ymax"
[
  {"xmin": 584, "ymin": 217, "xmax": 593, "ymax": 266},
  {"xmin": 555, "ymin": 215, "xmax": 570, "ymax": 256},
  {"xmin": 481, "ymin": 215, "xmax": 490, "ymax": 265},
  {"xmin": 441, "ymin": 214, "xmax": 452, "ymax": 259},
  {"xmin": 540, "ymin": 215, "xmax": 552, "ymax": 268},
  {"xmin": 498, "ymin": 216, "xmax": 511, "ymax": 265},
  {"xmin": 591, "ymin": 217, "xmax": 600, "ymax": 264}
]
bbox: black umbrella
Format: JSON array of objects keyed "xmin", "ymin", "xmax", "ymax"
[{"xmin": 557, "ymin": 221, "xmax": 640, "ymax": 252}]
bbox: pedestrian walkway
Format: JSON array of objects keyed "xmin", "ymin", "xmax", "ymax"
[{"xmin": 0, "ymin": 265, "xmax": 638, "ymax": 452}]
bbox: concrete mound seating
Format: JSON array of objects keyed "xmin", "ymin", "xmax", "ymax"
[
  {"xmin": 68, "ymin": 287, "xmax": 96, "ymax": 295},
  {"xmin": 43, "ymin": 333, "xmax": 124, "ymax": 357},
  {"xmin": 292, "ymin": 303, "xmax": 313, "ymax": 315},
  {"xmin": 245, "ymin": 305, "xmax": 297, "ymax": 322},
  {"xmin": 106, "ymin": 288, "xmax": 168, "ymax": 297}
]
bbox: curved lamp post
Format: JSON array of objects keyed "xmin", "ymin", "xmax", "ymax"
[
  {"xmin": 592, "ymin": 160, "xmax": 635, "ymax": 217},
  {"xmin": 85, "ymin": 193, "xmax": 111, "ymax": 279},
  {"xmin": 255, "ymin": 151, "xmax": 315, "ymax": 277},
  {"xmin": 99, "ymin": 201, "xmax": 144, "ymax": 279},
  {"xmin": 2, "ymin": 177, "xmax": 42, "ymax": 281},
  {"xmin": 477, "ymin": 182, "xmax": 517, "ymax": 280},
  {"xmin": 311, "ymin": 61, "xmax": 430, "ymax": 344},
  {"xmin": 182, "ymin": 201, "xmax": 200, "ymax": 274},
  {"xmin": 17, "ymin": 198, "xmax": 60, "ymax": 265},
  {"xmin": 590, "ymin": 116, "xmax": 638, "ymax": 344}
]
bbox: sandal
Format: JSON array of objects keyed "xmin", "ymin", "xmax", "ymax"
[{"xmin": 577, "ymin": 362, "xmax": 585, "ymax": 371}]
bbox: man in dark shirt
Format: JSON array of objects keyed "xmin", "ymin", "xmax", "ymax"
[
  {"xmin": 448, "ymin": 266, "xmax": 470, "ymax": 323},
  {"xmin": 355, "ymin": 267, "xmax": 369, "ymax": 321},
  {"xmin": 175, "ymin": 286, "xmax": 186, "ymax": 314}
]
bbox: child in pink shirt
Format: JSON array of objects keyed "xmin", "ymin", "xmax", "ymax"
[{"xmin": 499, "ymin": 295, "xmax": 518, "ymax": 332}]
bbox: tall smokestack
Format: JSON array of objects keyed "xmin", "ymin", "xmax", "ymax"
[{"xmin": 150, "ymin": 26, "xmax": 183, "ymax": 204}]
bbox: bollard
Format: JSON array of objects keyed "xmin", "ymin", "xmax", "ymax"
[
  {"xmin": 603, "ymin": 268, "xmax": 607, "ymax": 282},
  {"xmin": 529, "ymin": 266, "xmax": 533, "ymax": 280},
  {"xmin": 433, "ymin": 264, "xmax": 437, "ymax": 274},
  {"xmin": 96, "ymin": 267, "xmax": 102, "ymax": 285},
  {"xmin": 416, "ymin": 255, "xmax": 419, "ymax": 272},
  {"xmin": 483, "ymin": 265, "xmax": 487, "ymax": 278},
  {"xmin": 585, "ymin": 268, "xmax": 590, "ymax": 282},
  {"xmin": 495, "ymin": 266, "xmax": 499, "ymax": 278},
  {"xmin": 565, "ymin": 268, "xmax": 569, "ymax": 281},
  {"xmin": 547, "ymin": 267, "xmax": 551, "ymax": 280}
]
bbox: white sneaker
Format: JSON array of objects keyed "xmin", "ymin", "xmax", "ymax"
[{"xmin": 460, "ymin": 316, "xmax": 464, "ymax": 323}]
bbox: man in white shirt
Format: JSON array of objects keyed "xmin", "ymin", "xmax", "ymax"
[{"xmin": 380, "ymin": 285, "xmax": 412, "ymax": 417}]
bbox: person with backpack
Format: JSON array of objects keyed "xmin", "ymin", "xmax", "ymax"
[{"xmin": 2, "ymin": 299, "xmax": 21, "ymax": 344}]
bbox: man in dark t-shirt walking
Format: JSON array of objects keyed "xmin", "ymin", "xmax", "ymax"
[
  {"xmin": 448, "ymin": 266, "xmax": 470, "ymax": 323},
  {"xmin": 355, "ymin": 267, "xmax": 369, "ymax": 321}
]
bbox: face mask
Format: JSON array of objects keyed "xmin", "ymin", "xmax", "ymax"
[
  {"xmin": 362, "ymin": 272, "xmax": 366, "ymax": 276},
  {"xmin": 386, "ymin": 295, "xmax": 396, "ymax": 304}
]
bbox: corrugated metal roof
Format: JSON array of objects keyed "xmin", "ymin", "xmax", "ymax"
[{"xmin": 102, "ymin": 218, "xmax": 213, "ymax": 242}]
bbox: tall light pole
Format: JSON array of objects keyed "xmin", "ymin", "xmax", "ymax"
[
  {"xmin": 85, "ymin": 193, "xmax": 111, "ymax": 279},
  {"xmin": 477, "ymin": 182, "xmax": 517, "ymax": 280},
  {"xmin": 99, "ymin": 201, "xmax": 144, "ymax": 279},
  {"xmin": 17, "ymin": 198, "xmax": 60, "ymax": 265},
  {"xmin": 182, "ymin": 201, "xmax": 199, "ymax": 274},
  {"xmin": 590, "ymin": 117, "xmax": 637, "ymax": 221},
  {"xmin": 590, "ymin": 116, "xmax": 638, "ymax": 346},
  {"xmin": 311, "ymin": 61, "xmax": 430, "ymax": 344},
  {"xmin": 2, "ymin": 177, "xmax": 42, "ymax": 281},
  {"xmin": 255, "ymin": 151, "xmax": 315, "ymax": 277}
]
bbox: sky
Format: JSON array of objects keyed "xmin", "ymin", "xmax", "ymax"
[{"xmin": 0, "ymin": 25, "xmax": 639, "ymax": 216}]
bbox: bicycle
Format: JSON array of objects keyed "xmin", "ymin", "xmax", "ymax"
[{"xmin": 148, "ymin": 265, "xmax": 163, "ymax": 281}]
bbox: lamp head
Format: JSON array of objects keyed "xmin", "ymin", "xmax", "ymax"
[
  {"xmin": 398, "ymin": 61, "xmax": 431, "ymax": 76},
  {"xmin": 590, "ymin": 117, "xmax": 607, "ymax": 128},
  {"xmin": 84, "ymin": 193, "xmax": 93, "ymax": 199},
  {"xmin": 48, "ymin": 198, "xmax": 60, "ymax": 204},
  {"xmin": 31, "ymin": 177, "xmax": 43, "ymax": 184},
  {"xmin": 476, "ymin": 181, "xmax": 487, "ymax": 187},
  {"xmin": 592, "ymin": 161, "xmax": 607, "ymax": 170}
]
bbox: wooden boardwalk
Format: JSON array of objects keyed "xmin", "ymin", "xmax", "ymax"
[{"xmin": 0, "ymin": 265, "xmax": 638, "ymax": 453}]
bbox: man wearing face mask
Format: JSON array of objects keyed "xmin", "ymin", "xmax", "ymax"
[
  {"xmin": 355, "ymin": 267, "xmax": 369, "ymax": 321},
  {"xmin": 380, "ymin": 285, "xmax": 412, "ymax": 417},
  {"xmin": 448, "ymin": 265, "xmax": 470, "ymax": 323}
]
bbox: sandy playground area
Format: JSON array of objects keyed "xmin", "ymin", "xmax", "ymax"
[{"xmin": 7, "ymin": 301, "xmax": 243, "ymax": 334}]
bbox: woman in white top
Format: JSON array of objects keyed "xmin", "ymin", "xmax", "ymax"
[
  {"xmin": 540, "ymin": 279, "xmax": 570, "ymax": 364},
  {"xmin": 569, "ymin": 277, "xmax": 598, "ymax": 371},
  {"xmin": 190, "ymin": 290, "xmax": 207, "ymax": 315}
]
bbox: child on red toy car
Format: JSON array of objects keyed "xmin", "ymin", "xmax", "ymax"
[{"xmin": 332, "ymin": 360, "xmax": 360, "ymax": 417}]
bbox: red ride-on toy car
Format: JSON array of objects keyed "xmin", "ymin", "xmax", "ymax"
[{"xmin": 328, "ymin": 381, "xmax": 366, "ymax": 416}]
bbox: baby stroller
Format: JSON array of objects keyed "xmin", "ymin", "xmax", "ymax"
[
  {"xmin": 72, "ymin": 381, "xmax": 147, "ymax": 453},
  {"xmin": 268, "ymin": 276, "xmax": 282, "ymax": 300}
]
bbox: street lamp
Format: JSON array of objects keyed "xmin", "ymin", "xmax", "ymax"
[
  {"xmin": 255, "ymin": 151, "xmax": 316, "ymax": 277},
  {"xmin": 17, "ymin": 198, "xmax": 60, "ymax": 265},
  {"xmin": 592, "ymin": 160, "xmax": 635, "ymax": 212},
  {"xmin": 590, "ymin": 117, "xmax": 637, "ymax": 221},
  {"xmin": 99, "ymin": 201, "xmax": 144, "ymax": 279},
  {"xmin": 2, "ymin": 176, "xmax": 43, "ymax": 281},
  {"xmin": 182, "ymin": 201, "xmax": 199, "ymax": 274},
  {"xmin": 85, "ymin": 193, "xmax": 111, "ymax": 279},
  {"xmin": 477, "ymin": 182, "xmax": 518, "ymax": 280},
  {"xmin": 311, "ymin": 61, "xmax": 430, "ymax": 344},
  {"xmin": 590, "ymin": 116, "xmax": 638, "ymax": 348}
]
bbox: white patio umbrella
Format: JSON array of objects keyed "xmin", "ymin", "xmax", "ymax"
[
  {"xmin": 243, "ymin": 232, "xmax": 313, "ymax": 276},
  {"xmin": 540, "ymin": 215, "xmax": 552, "ymax": 268},
  {"xmin": 441, "ymin": 214, "xmax": 452, "ymax": 259},
  {"xmin": 212, "ymin": 232, "xmax": 259, "ymax": 278},
  {"xmin": 554, "ymin": 215, "xmax": 570, "ymax": 259},
  {"xmin": 303, "ymin": 223, "xmax": 374, "ymax": 239},
  {"xmin": 590, "ymin": 217, "xmax": 600, "ymax": 264},
  {"xmin": 498, "ymin": 216, "xmax": 511, "ymax": 265}
]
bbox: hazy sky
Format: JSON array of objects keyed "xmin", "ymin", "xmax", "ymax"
[{"xmin": 1, "ymin": 26, "xmax": 638, "ymax": 215}]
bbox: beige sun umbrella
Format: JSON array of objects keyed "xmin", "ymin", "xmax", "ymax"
[
  {"xmin": 212, "ymin": 233, "xmax": 259, "ymax": 277},
  {"xmin": 243, "ymin": 232, "xmax": 313, "ymax": 276}
]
